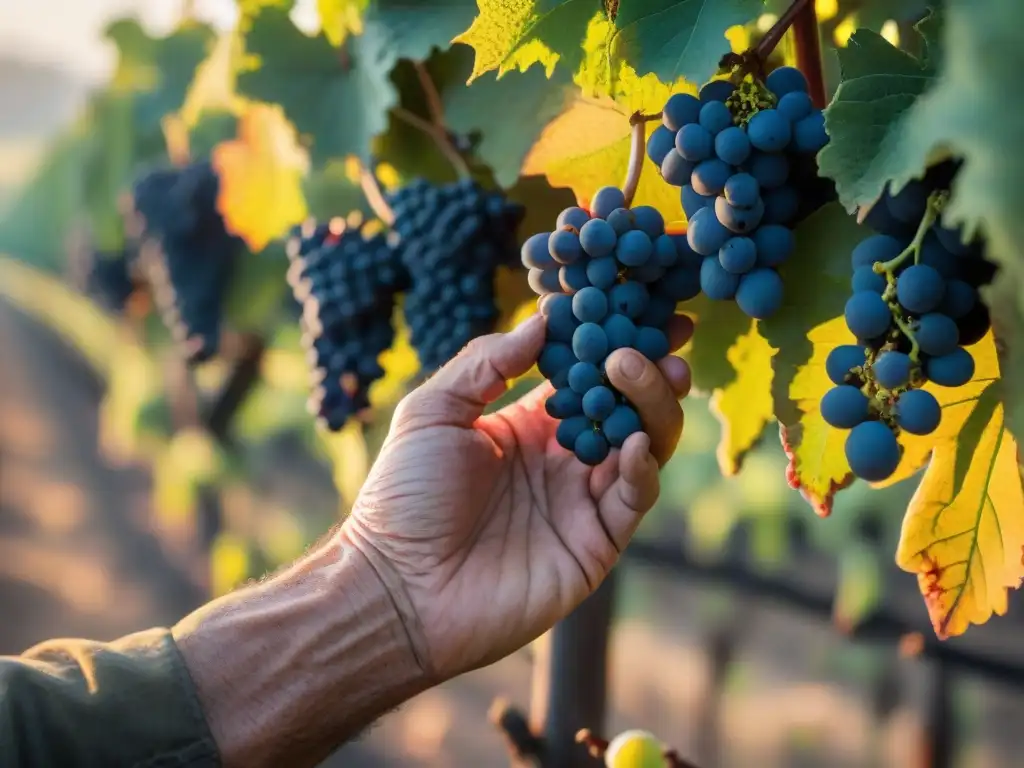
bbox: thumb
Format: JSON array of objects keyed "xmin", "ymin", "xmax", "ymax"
[{"xmin": 396, "ymin": 313, "xmax": 546, "ymax": 428}]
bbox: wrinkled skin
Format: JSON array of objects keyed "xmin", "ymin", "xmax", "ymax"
[{"xmin": 342, "ymin": 312, "xmax": 693, "ymax": 679}]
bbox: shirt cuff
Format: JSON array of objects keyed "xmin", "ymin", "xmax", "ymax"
[{"xmin": 3, "ymin": 627, "xmax": 220, "ymax": 767}]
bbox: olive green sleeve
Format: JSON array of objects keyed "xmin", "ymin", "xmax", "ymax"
[{"xmin": 0, "ymin": 628, "xmax": 220, "ymax": 768}]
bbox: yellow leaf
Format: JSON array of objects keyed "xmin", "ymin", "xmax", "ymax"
[
  {"xmin": 212, "ymin": 103, "xmax": 309, "ymax": 252},
  {"xmin": 709, "ymin": 322, "xmax": 776, "ymax": 476},
  {"xmin": 522, "ymin": 76, "xmax": 691, "ymax": 223},
  {"xmin": 211, "ymin": 532, "xmax": 251, "ymax": 596},
  {"xmin": 322, "ymin": 421, "xmax": 370, "ymax": 510},
  {"xmin": 876, "ymin": 331, "xmax": 1003, "ymax": 487},
  {"xmin": 778, "ymin": 316, "xmax": 857, "ymax": 517},
  {"xmin": 318, "ymin": 0, "xmax": 367, "ymax": 46},
  {"xmin": 896, "ymin": 390, "xmax": 1024, "ymax": 639},
  {"xmin": 369, "ymin": 308, "xmax": 417, "ymax": 407}
]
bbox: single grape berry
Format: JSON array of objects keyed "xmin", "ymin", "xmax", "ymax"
[
  {"xmin": 568, "ymin": 361, "xmax": 603, "ymax": 394},
  {"xmin": 715, "ymin": 196, "xmax": 765, "ymax": 234},
  {"xmin": 957, "ymin": 302, "xmax": 991, "ymax": 346},
  {"xmin": 851, "ymin": 234, "xmax": 904, "ymax": 270},
  {"xmin": 546, "ymin": 388, "xmax": 584, "ymax": 418},
  {"xmin": 639, "ymin": 294, "xmax": 676, "ymax": 327},
  {"xmin": 579, "ymin": 218, "xmax": 618, "ymax": 258},
  {"xmin": 914, "ymin": 313, "xmax": 960, "ymax": 357},
  {"xmin": 590, "ymin": 186, "xmax": 627, "ymax": 219},
  {"xmin": 557, "ymin": 207, "xmax": 591, "ymax": 231},
  {"xmin": 608, "ymin": 281, "xmax": 650, "ymax": 319},
  {"xmin": 661, "ymin": 151, "xmax": 694, "ymax": 186},
  {"xmin": 895, "ymin": 389, "xmax": 942, "ymax": 436},
  {"xmin": 544, "ymin": 293, "xmax": 578, "ymax": 343},
  {"xmin": 845, "ymin": 291, "xmax": 892, "ymax": 340},
  {"xmin": 698, "ymin": 99, "xmax": 733, "ymax": 133},
  {"xmin": 746, "ymin": 152, "xmax": 789, "ymax": 189},
  {"xmin": 575, "ymin": 429, "xmax": 610, "ymax": 466},
  {"xmin": 735, "ymin": 268, "xmax": 784, "ymax": 319},
  {"xmin": 549, "ymin": 229, "xmax": 583, "ymax": 265},
  {"xmin": 845, "ymin": 421, "xmax": 901, "ymax": 482},
  {"xmin": 658, "ymin": 263, "xmax": 702, "ymax": 301},
  {"xmin": 676, "ymin": 123, "xmax": 714, "ymax": 162},
  {"xmin": 852, "ymin": 265, "xmax": 886, "ymax": 294},
  {"xmin": 724, "ymin": 173, "xmax": 759, "ymax": 209},
  {"xmin": 572, "ymin": 286, "xmax": 609, "ymax": 323},
  {"xmin": 521, "ymin": 232, "xmax": 555, "ymax": 269},
  {"xmin": 715, "ymin": 126, "xmax": 751, "ymax": 165},
  {"xmin": 630, "ymin": 206, "xmax": 665, "ymax": 239},
  {"xmin": 873, "ymin": 351, "xmax": 912, "ymax": 389},
  {"xmin": 886, "ymin": 180, "xmax": 928, "ymax": 224},
  {"xmin": 559, "ymin": 262, "xmax": 590, "ymax": 293},
  {"xmin": 925, "ymin": 347, "xmax": 975, "ymax": 387},
  {"xmin": 662, "ymin": 93, "xmax": 701, "ymax": 131},
  {"xmin": 646, "ymin": 125, "xmax": 676, "ymax": 166},
  {"xmin": 719, "ymin": 237, "xmax": 757, "ymax": 274},
  {"xmin": 681, "ymin": 184, "xmax": 713, "ymax": 218},
  {"xmin": 538, "ymin": 342, "xmax": 576, "ymax": 386},
  {"xmin": 939, "ymin": 279, "xmax": 976, "ymax": 319},
  {"xmin": 896, "ymin": 264, "xmax": 945, "ymax": 314},
  {"xmin": 752, "ymin": 224, "xmax": 795, "ymax": 268},
  {"xmin": 603, "ymin": 314, "xmax": 637, "ymax": 350},
  {"xmin": 747, "ymin": 109, "xmax": 792, "ymax": 152},
  {"xmin": 528, "ymin": 267, "xmax": 562, "ymax": 295},
  {"xmin": 687, "ymin": 207, "xmax": 731, "ymax": 256},
  {"xmin": 572, "ymin": 322, "xmax": 609, "ymax": 364},
  {"xmin": 777, "ymin": 91, "xmax": 813, "ymax": 122},
  {"xmin": 653, "ymin": 235, "xmax": 679, "ymax": 267},
  {"xmin": 616, "ymin": 230, "xmax": 653, "ymax": 267},
  {"xmin": 700, "ymin": 257, "xmax": 740, "ymax": 300},
  {"xmin": 587, "ymin": 256, "xmax": 619, "ymax": 290},
  {"xmin": 792, "ymin": 112, "xmax": 828, "ymax": 154},
  {"xmin": 691, "ymin": 158, "xmax": 732, "ymax": 196},
  {"xmin": 582, "ymin": 385, "xmax": 617, "ymax": 421},
  {"xmin": 826, "ymin": 345, "xmax": 867, "ymax": 386},
  {"xmin": 603, "ymin": 405, "xmax": 643, "ymax": 448},
  {"xmin": 556, "ymin": 415, "xmax": 590, "ymax": 451},
  {"xmin": 635, "ymin": 326, "xmax": 670, "ymax": 360},
  {"xmin": 606, "ymin": 208, "xmax": 635, "ymax": 235},
  {"xmin": 766, "ymin": 66, "xmax": 808, "ymax": 97},
  {"xmin": 918, "ymin": 233, "xmax": 959, "ymax": 278},
  {"xmin": 821, "ymin": 385, "xmax": 870, "ymax": 429}
]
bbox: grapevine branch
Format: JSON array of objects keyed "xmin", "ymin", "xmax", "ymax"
[{"xmin": 623, "ymin": 112, "xmax": 661, "ymax": 206}]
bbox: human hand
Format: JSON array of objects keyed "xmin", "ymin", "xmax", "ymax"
[{"xmin": 340, "ymin": 312, "xmax": 693, "ymax": 681}]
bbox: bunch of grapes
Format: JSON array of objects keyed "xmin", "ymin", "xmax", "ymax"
[
  {"xmin": 645, "ymin": 66, "xmax": 830, "ymax": 319},
  {"xmin": 132, "ymin": 161, "xmax": 243, "ymax": 363},
  {"xmin": 524, "ymin": 185, "xmax": 701, "ymax": 465},
  {"xmin": 285, "ymin": 217, "xmax": 405, "ymax": 431},
  {"xmin": 823, "ymin": 161, "xmax": 996, "ymax": 482},
  {"xmin": 387, "ymin": 178, "xmax": 525, "ymax": 372}
]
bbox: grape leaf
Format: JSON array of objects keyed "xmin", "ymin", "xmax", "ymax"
[
  {"xmin": 104, "ymin": 18, "xmax": 216, "ymax": 131},
  {"xmin": 212, "ymin": 103, "xmax": 310, "ymax": 252},
  {"xmin": 370, "ymin": 0, "xmax": 480, "ymax": 62},
  {"xmin": 816, "ymin": 11, "xmax": 944, "ymax": 213},
  {"xmin": 223, "ymin": 242, "xmax": 290, "ymax": 333},
  {"xmin": 758, "ymin": 203, "xmax": 865, "ymax": 516},
  {"xmin": 319, "ymin": 0, "xmax": 370, "ymax": 46},
  {"xmin": 303, "ymin": 159, "xmax": 373, "ymax": 221},
  {"xmin": 885, "ymin": 0, "xmax": 1024, "ymax": 444},
  {"xmin": 521, "ymin": 70, "xmax": 692, "ymax": 222},
  {"xmin": 610, "ymin": 0, "xmax": 764, "ymax": 86},
  {"xmin": 237, "ymin": 7, "xmax": 398, "ymax": 164},
  {"xmin": 708, "ymin": 322, "xmax": 775, "ymax": 476},
  {"xmin": 444, "ymin": 47, "xmax": 575, "ymax": 188},
  {"xmin": 453, "ymin": 0, "xmax": 601, "ymax": 82},
  {"xmin": 896, "ymin": 380, "xmax": 1024, "ymax": 639}
]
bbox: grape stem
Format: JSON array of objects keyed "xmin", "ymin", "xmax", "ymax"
[
  {"xmin": 872, "ymin": 190, "xmax": 944, "ymax": 277},
  {"xmin": 889, "ymin": 308, "xmax": 922, "ymax": 363},
  {"xmin": 623, "ymin": 112, "xmax": 654, "ymax": 207},
  {"xmin": 356, "ymin": 161, "xmax": 395, "ymax": 226},
  {"xmin": 754, "ymin": 0, "xmax": 813, "ymax": 64},
  {"xmin": 391, "ymin": 106, "xmax": 471, "ymax": 179}
]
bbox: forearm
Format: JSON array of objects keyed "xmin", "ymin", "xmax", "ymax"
[{"xmin": 173, "ymin": 537, "xmax": 432, "ymax": 768}]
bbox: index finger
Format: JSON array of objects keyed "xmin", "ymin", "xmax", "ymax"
[{"xmin": 604, "ymin": 347, "xmax": 684, "ymax": 467}]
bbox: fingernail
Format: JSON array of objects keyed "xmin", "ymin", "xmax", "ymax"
[{"xmin": 619, "ymin": 350, "xmax": 645, "ymax": 381}]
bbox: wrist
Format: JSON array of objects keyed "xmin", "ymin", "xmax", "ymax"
[{"xmin": 173, "ymin": 537, "xmax": 432, "ymax": 768}]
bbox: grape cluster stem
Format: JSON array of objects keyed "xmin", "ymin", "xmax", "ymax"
[
  {"xmin": 871, "ymin": 191, "xmax": 945, "ymax": 363},
  {"xmin": 357, "ymin": 162, "xmax": 396, "ymax": 226},
  {"xmin": 623, "ymin": 113, "xmax": 658, "ymax": 207}
]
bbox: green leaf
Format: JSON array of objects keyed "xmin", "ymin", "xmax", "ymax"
[
  {"xmin": 882, "ymin": 0, "xmax": 1024, "ymax": 441},
  {"xmin": 444, "ymin": 46, "xmax": 574, "ymax": 187},
  {"xmin": 610, "ymin": 0, "xmax": 764, "ymax": 85},
  {"xmin": 817, "ymin": 11, "xmax": 944, "ymax": 212},
  {"xmin": 684, "ymin": 297, "xmax": 753, "ymax": 393},
  {"xmin": 303, "ymin": 160, "xmax": 372, "ymax": 221},
  {"xmin": 224, "ymin": 242, "xmax": 290, "ymax": 332},
  {"xmin": 237, "ymin": 7, "xmax": 398, "ymax": 165},
  {"xmin": 188, "ymin": 111, "xmax": 239, "ymax": 159},
  {"xmin": 453, "ymin": 0, "xmax": 601, "ymax": 82},
  {"xmin": 371, "ymin": 0, "xmax": 480, "ymax": 62},
  {"xmin": 104, "ymin": 18, "xmax": 216, "ymax": 131}
]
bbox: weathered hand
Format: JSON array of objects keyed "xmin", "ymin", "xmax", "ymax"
[{"xmin": 341, "ymin": 312, "xmax": 693, "ymax": 680}]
